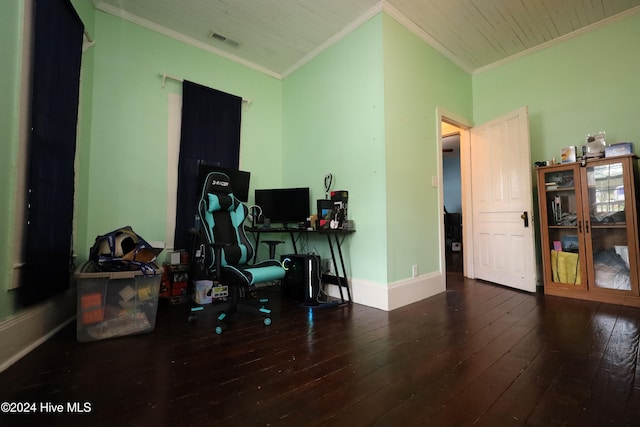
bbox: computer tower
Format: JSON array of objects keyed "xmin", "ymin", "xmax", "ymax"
[{"xmin": 280, "ymin": 254, "xmax": 321, "ymax": 306}]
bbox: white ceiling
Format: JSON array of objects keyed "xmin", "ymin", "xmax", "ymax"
[{"xmin": 93, "ymin": 0, "xmax": 640, "ymax": 78}]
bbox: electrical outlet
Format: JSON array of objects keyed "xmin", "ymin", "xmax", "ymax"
[{"xmin": 412, "ymin": 264, "xmax": 419, "ymax": 278}]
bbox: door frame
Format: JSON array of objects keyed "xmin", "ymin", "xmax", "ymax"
[
  {"xmin": 436, "ymin": 108, "xmax": 475, "ymax": 279},
  {"xmin": 438, "ymin": 107, "xmax": 537, "ymax": 287}
]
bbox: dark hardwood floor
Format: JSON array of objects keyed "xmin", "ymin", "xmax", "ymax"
[{"xmin": 2, "ymin": 274, "xmax": 640, "ymax": 426}]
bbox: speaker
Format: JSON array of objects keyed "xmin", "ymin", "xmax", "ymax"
[{"xmin": 281, "ymin": 254, "xmax": 321, "ymax": 305}]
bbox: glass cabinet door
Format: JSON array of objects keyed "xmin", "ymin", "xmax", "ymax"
[
  {"xmin": 541, "ymin": 166, "xmax": 586, "ymax": 290},
  {"xmin": 583, "ymin": 159, "xmax": 637, "ymax": 293}
]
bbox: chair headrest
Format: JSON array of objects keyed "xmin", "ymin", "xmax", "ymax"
[{"xmin": 204, "ymin": 172, "xmax": 233, "ymax": 196}]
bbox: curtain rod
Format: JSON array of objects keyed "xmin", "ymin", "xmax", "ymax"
[
  {"xmin": 83, "ymin": 31, "xmax": 95, "ymax": 52},
  {"xmin": 160, "ymin": 73, "xmax": 252, "ymax": 108}
]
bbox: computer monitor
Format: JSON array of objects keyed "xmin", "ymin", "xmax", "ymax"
[
  {"xmin": 197, "ymin": 164, "xmax": 250, "ymax": 202},
  {"xmin": 254, "ymin": 187, "xmax": 310, "ymax": 228}
]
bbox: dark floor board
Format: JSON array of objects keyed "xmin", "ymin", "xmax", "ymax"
[
  {"xmin": 305, "ymin": 288, "xmax": 538, "ymax": 425},
  {"xmin": 520, "ymin": 300, "xmax": 620, "ymax": 426},
  {"xmin": 170, "ymin": 299, "xmax": 393, "ymax": 423},
  {"xmin": 361, "ymin": 291, "xmax": 542, "ymax": 426},
  {"xmin": 632, "ymin": 308, "xmax": 640, "ymax": 419},
  {"xmin": 3, "ymin": 276, "xmax": 640, "ymax": 426},
  {"xmin": 577, "ymin": 305, "xmax": 640, "ymax": 426},
  {"xmin": 220, "ymin": 298, "xmax": 456, "ymax": 424},
  {"xmin": 219, "ymin": 279, "xmax": 521, "ymax": 425},
  {"xmin": 471, "ymin": 339, "xmax": 564, "ymax": 426},
  {"xmin": 417, "ymin": 299, "xmax": 550, "ymax": 426}
]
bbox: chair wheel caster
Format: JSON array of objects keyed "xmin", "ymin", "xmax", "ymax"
[
  {"xmin": 215, "ymin": 312, "xmax": 227, "ymax": 334},
  {"xmin": 263, "ymin": 317, "xmax": 272, "ymax": 326},
  {"xmin": 188, "ymin": 306, "xmax": 203, "ymax": 323}
]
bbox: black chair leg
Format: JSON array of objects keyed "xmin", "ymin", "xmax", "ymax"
[{"xmin": 213, "ymin": 286, "xmax": 272, "ymax": 334}]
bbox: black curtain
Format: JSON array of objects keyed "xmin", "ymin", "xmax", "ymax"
[
  {"xmin": 21, "ymin": 0, "xmax": 84, "ymax": 305},
  {"xmin": 174, "ymin": 80, "xmax": 242, "ymax": 250}
]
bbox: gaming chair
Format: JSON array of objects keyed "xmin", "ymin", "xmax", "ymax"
[{"xmin": 197, "ymin": 172, "xmax": 285, "ymax": 334}]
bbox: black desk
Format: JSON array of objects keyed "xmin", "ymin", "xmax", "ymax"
[{"xmin": 247, "ymin": 227, "xmax": 354, "ymax": 304}]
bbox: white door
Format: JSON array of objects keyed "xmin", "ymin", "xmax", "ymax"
[{"xmin": 470, "ymin": 106, "xmax": 536, "ymax": 292}]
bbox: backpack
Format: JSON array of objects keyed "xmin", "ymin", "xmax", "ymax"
[{"xmin": 89, "ymin": 226, "xmax": 162, "ymax": 274}]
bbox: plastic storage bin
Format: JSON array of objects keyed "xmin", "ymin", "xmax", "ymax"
[{"xmin": 75, "ymin": 262, "xmax": 162, "ymax": 342}]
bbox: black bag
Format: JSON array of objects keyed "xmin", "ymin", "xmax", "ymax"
[{"xmin": 89, "ymin": 226, "xmax": 162, "ymax": 274}]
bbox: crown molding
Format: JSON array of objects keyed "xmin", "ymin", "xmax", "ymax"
[
  {"xmin": 93, "ymin": 1, "xmax": 282, "ymax": 80},
  {"xmin": 281, "ymin": 2, "xmax": 385, "ymax": 78},
  {"xmin": 92, "ymin": 1, "xmax": 640, "ymax": 80},
  {"xmin": 380, "ymin": 1, "xmax": 474, "ymax": 75},
  {"xmin": 474, "ymin": 5, "xmax": 640, "ymax": 75}
]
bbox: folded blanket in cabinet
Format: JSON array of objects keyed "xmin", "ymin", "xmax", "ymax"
[
  {"xmin": 593, "ymin": 248, "xmax": 630, "ymax": 290},
  {"xmin": 551, "ymin": 250, "xmax": 581, "ymax": 285}
]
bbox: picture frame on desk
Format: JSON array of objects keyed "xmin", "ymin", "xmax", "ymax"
[
  {"xmin": 317, "ymin": 199, "xmax": 334, "ymax": 230},
  {"xmin": 330, "ymin": 190, "xmax": 348, "ymax": 229}
]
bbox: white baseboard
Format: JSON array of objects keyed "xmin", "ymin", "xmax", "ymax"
[
  {"xmin": 324, "ymin": 271, "xmax": 445, "ymax": 311},
  {"xmin": 387, "ymin": 271, "xmax": 445, "ymax": 310},
  {"xmin": 0, "ymin": 289, "xmax": 77, "ymax": 373}
]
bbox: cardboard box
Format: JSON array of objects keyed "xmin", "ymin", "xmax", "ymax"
[
  {"xmin": 168, "ymin": 251, "xmax": 181, "ymax": 265},
  {"xmin": 605, "ymin": 142, "xmax": 633, "ymax": 157},
  {"xmin": 75, "ymin": 262, "xmax": 162, "ymax": 342},
  {"xmin": 193, "ymin": 280, "xmax": 213, "ymax": 305}
]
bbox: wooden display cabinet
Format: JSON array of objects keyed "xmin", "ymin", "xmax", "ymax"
[{"xmin": 536, "ymin": 155, "xmax": 640, "ymax": 306}]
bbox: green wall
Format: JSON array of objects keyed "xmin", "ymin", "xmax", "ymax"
[
  {"xmin": 473, "ymin": 11, "xmax": 640, "ymax": 278},
  {"xmin": 282, "ymin": 14, "xmax": 387, "ymax": 283},
  {"xmin": 0, "ymin": 0, "xmax": 26, "ymax": 318},
  {"xmin": 382, "ymin": 14, "xmax": 472, "ymax": 282},
  {"xmin": 473, "ymin": 12, "xmax": 640, "ymax": 164},
  {"xmin": 84, "ymin": 11, "xmax": 283, "ymax": 260},
  {"xmin": 72, "ymin": 0, "xmax": 96, "ymax": 274},
  {"xmin": 282, "ymin": 14, "xmax": 472, "ymax": 286}
]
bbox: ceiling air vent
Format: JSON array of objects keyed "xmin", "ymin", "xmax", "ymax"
[{"xmin": 209, "ymin": 31, "xmax": 240, "ymax": 48}]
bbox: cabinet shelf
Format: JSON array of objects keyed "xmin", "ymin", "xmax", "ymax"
[{"xmin": 545, "ymin": 187, "xmax": 575, "ymax": 192}]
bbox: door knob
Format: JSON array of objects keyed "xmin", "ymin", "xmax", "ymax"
[{"xmin": 521, "ymin": 211, "xmax": 529, "ymax": 227}]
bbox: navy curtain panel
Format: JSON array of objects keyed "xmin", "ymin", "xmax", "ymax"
[
  {"xmin": 174, "ymin": 80, "xmax": 242, "ymax": 250},
  {"xmin": 21, "ymin": 0, "xmax": 84, "ymax": 305}
]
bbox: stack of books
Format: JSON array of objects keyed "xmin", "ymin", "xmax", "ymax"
[{"xmin": 545, "ymin": 182, "xmax": 558, "ymax": 190}]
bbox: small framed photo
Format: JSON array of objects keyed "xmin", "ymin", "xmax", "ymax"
[{"xmin": 560, "ymin": 146, "xmax": 576, "ymax": 163}]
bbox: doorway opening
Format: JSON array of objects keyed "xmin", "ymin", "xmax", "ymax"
[{"xmin": 441, "ymin": 122, "xmax": 463, "ymax": 274}]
